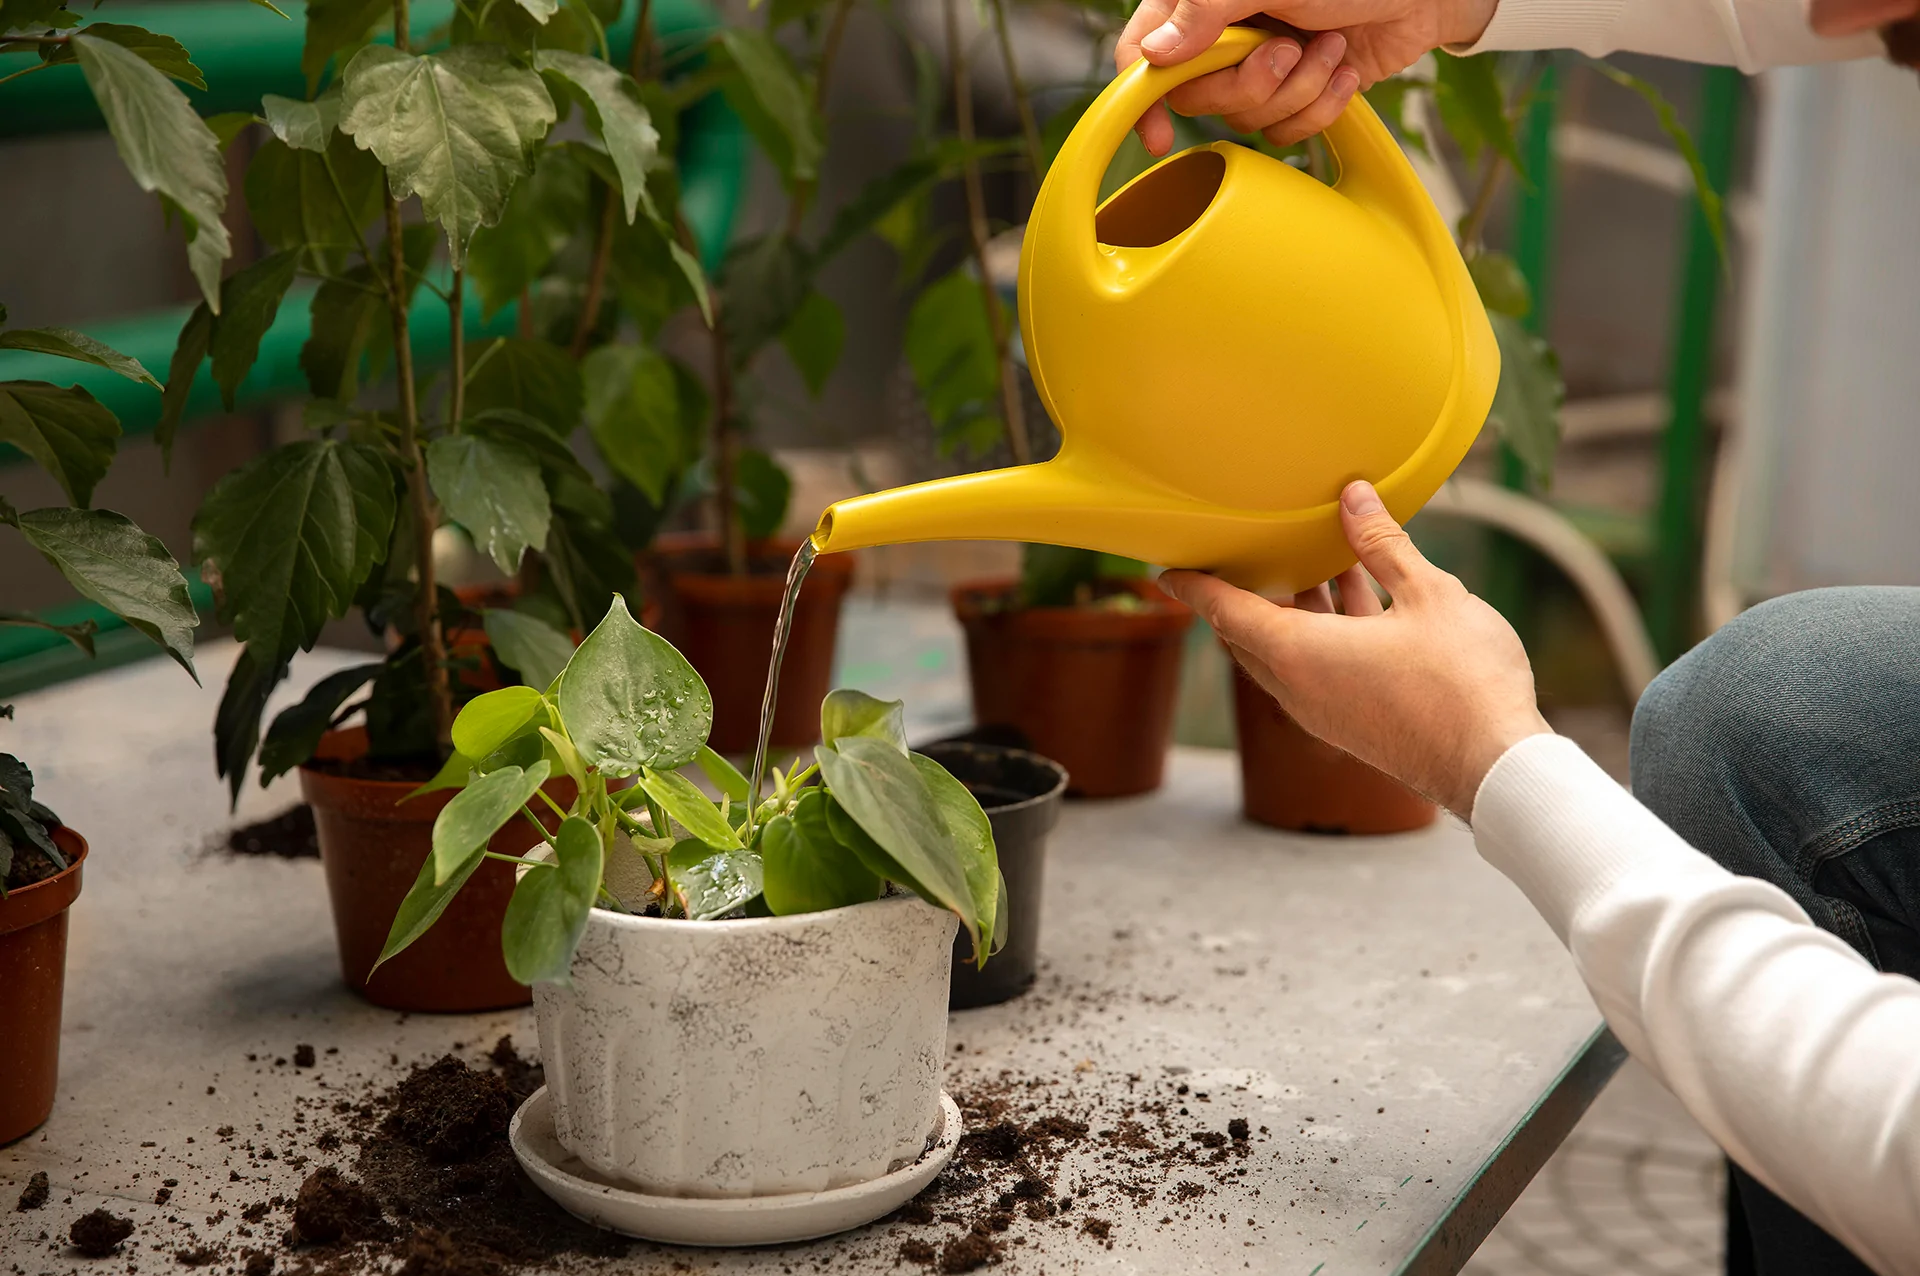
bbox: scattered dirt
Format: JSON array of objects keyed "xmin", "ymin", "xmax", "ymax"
[
  {"xmin": 222, "ymin": 807, "xmax": 320, "ymax": 859},
  {"xmin": 294, "ymin": 1044, "xmax": 318, "ymax": 1069},
  {"xmin": 486, "ymin": 1036, "xmax": 542, "ymax": 1098},
  {"xmin": 175, "ymin": 1244, "xmax": 222, "ymax": 1266},
  {"xmin": 378, "ymin": 1056, "xmax": 514, "ymax": 1163},
  {"xmin": 935, "ymin": 1232, "xmax": 1000, "ymax": 1272},
  {"xmin": 69, "ymin": 1208, "xmax": 134, "ymax": 1256},
  {"xmin": 291, "ymin": 1167, "xmax": 386, "ymax": 1245},
  {"xmin": 15, "ymin": 1170, "xmax": 48, "ymax": 1211}
]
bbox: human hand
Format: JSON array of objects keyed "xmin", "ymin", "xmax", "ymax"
[
  {"xmin": 1809, "ymin": 0, "xmax": 1918, "ymax": 37},
  {"xmin": 1158, "ymin": 480, "xmax": 1550, "ymax": 819},
  {"xmin": 1114, "ymin": 0, "xmax": 1498, "ymax": 154}
]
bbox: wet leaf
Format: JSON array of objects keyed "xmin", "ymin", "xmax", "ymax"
[
  {"xmin": 640, "ymin": 765, "xmax": 739, "ymax": 850},
  {"xmin": 426, "ymin": 433, "xmax": 550, "ymax": 573},
  {"xmin": 430, "ymin": 759, "xmax": 551, "ymax": 884},
  {"xmin": 667, "ymin": 838, "xmax": 761, "ymax": 920},
  {"xmin": 557, "ymin": 595, "xmax": 711, "ymax": 776}
]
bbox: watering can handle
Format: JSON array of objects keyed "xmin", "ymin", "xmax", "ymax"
[{"xmin": 1041, "ymin": 26, "xmax": 1437, "ymax": 283}]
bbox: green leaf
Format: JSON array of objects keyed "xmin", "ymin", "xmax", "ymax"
[
  {"xmin": 714, "ymin": 28, "xmax": 819, "ymax": 187},
  {"xmin": 1019, "ymin": 543, "xmax": 1103, "ymax": 608},
  {"xmin": 639, "ymin": 765, "xmax": 740, "ymax": 850},
  {"xmin": 719, "ymin": 233, "xmax": 808, "ymax": 361},
  {"xmin": 484, "ymin": 609, "xmax": 574, "ymax": 689},
  {"xmin": 501, "ymin": 814, "xmax": 602, "ymax": 984},
  {"xmin": 406, "ymin": 750, "xmax": 479, "ymax": 802},
  {"xmin": 41, "ymin": 23, "xmax": 206, "ymax": 88},
  {"xmin": 904, "ymin": 266, "xmax": 999, "ymax": 450},
  {"xmin": 214, "ymin": 646, "xmax": 288, "ymax": 806},
  {"xmin": 339, "ymin": 44, "xmax": 558, "ymax": 266},
  {"xmin": 0, "ymin": 381, "xmax": 119, "ymax": 506},
  {"xmin": 1, "ymin": 0, "xmax": 75, "ymax": 36},
  {"xmin": 557, "ymin": 595, "xmax": 711, "ymax": 776},
  {"xmin": 734, "ymin": 449, "xmax": 791, "ymax": 543},
  {"xmin": 156, "ymin": 303, "xmax": 211, "ymax": 469},
  {"xmin": 9, "ymin": 506, "xmax": 198, "ymax": 677},
  {"xmin": 206, "ymin": 112, "xmax": 258, "ymax": 152},
  {"xmin": 246, "ymin": 134, "xmax": 383, "ymax": 262},
  {"xmin": 0, "ymin": 610, "xmax": 97, "ymax": 658},
  {"xmin": 209, "ymin": 250, "xmax": 299, "ymax": 410},
  {"xmin": 1362, "ymin": 75, "xmax": 1431, "ymax": 157},
  {"xmin": 258, "ymin": 661, "xmax": 381, "ymax": 782},
  {"xmin": 460, "ymin": 337, "xmax": 582, "ymax": 433},
  {"xmin": 1432, "ymin": 50, "xmax": 1522, "ymax": 173},
  {"xmin": 1588, "ymin": 59, "xmax": 1727, "ymax": 260},
  {"xmin": 426, "ymin": 433, "xmax": 551, "ymax": 574},
  {"xmin": 466, "ymin": 146, "xmax": 587, "ymax": 319},
  {"xmin": 820, "ymin": 689, "xmax": 906, "ymax": 752},
  {"xmin": 373, "ymin": 841, "xmax": 485, "ymax": 972},
  {"xmin": 760, "ymin": 788, "xmax": 881, "ymax": 916},
  {"xmin": 541, "ymin": 505, "xmax": 638, "ymax": 637},
  {"xmin": 667, "ymin": 838, "xmax": 762, "ymax": 920},
  {"xmin": 533, "ymin": 51, "xmax": 658, "ymax": 223},
  {"xmin": 450, "ymin": 685, "xmax": 545, "ymax": 760},
  {"xmin": 74, "ymin": 34, "xmax": 230, "ymax": 310},
  {"xmin": 300, "ymin": 226, "xmax": 433, "ymax": 403},
  {"xmin": 514, "ymin": 0, "xmax": 559, "ymax": 20},
  {"xmin": 912, "ymin": 751, "xmax": 998, "ymax": 966},
  {"xmin": 261, "ymin": 88, "xmax": 341, "ymax": 151},
  {"xmin": 0, "ymin": 753, "xmax": 33, "ymax": 815},
  {"xmin": 780, "ymin": 290, "xmax": 842, "ymax": 398},
  {"xmin": 431, "ymin": 759, "xmax": 551, "ymax": 884},
  {"xmin": 193, "ymin": 439, "xmax": 396, "ymax": 662},
  {"xmin": 692, "ymin": 744, "xmax": 749, "ymax": 803},
  {"xmin": 581, "ymin": 344, "xmax": 696, "ymax": 505},
  {"xmin": 300, "ymin": 0, "xmax": 386, "ymax": 91},
  {"xmin": 1486, "ymin": 311, "xmax": 1564, "ymax": 487},
  {"xmin": 0, "ymin": 327, "xmax": 158, "ymax": 388},
  {"xmin": 814, "ymin": 736, "xmax": 977, "ymax": 950},
  {"xmin": 1468, "ymin": 250, "xmax": 1532, "ymax": 319}
]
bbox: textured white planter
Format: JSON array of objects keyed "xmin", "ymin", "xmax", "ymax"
[{"xmin": 533, "ymin": 894, "xmax": 958, "ymax": 1199}]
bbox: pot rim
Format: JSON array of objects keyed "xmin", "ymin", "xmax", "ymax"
[
  {"xmin": 0, "ymin": 826, "xmax": 87, "ymax": 934},
  {"xmin": 913, "ymin": 742, "xmax": 1068, "ymax": 816},
  {"xmin": 584, "ymin": 890, "xmax": 938, "ymax": 937}
]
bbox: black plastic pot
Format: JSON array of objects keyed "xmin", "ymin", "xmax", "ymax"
[{"xmin": 919, "ymin": 741, "xmax": 1069, "ymax": 1009}]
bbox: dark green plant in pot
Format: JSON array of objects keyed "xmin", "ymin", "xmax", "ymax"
[{"xmin": 378, "ymin": 594, "xmax": 1004, "ymax": 980}]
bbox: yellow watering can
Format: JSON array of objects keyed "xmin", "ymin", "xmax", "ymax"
[{"xmin": 811, "ymin": 26, "xmax": 1499, "ymax": 592}]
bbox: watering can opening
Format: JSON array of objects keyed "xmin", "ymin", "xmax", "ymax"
[{"xmin": 1095, "ymin": 148, "xmax": 1226, "ymax": 248}]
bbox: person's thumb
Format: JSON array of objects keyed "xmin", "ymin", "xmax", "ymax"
[
  {"xmin": 1338, "ymin": 480, "xmax": 1430, "ymax": 597},
  {"xmin": 1138, "ymin": 0, "xmax": 1242, "ymax": 61}
]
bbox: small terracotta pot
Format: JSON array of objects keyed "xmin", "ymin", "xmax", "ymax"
[
  {"xmin": 1230, "ymin": 663, "xmax": 1437, "ymax": 834},
  {"xmin": 648, "ymin": 533, "xmax": 856, "ymax": 755},
  {"xmin": 952, "ymin": 580, "xmax": 1192, "ymax": 799},
  {"xmin": 299, "ymin": 727, "xmax": 576, "ymax": 1013},
  {"xmin": 1, "ymin": 827, "xmax": 86, "ymax": 1145}
]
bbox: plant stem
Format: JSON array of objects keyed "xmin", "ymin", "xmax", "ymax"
[
  {"xmin": 710, "ymin": 298, "xmax": 745, "ymax": 574},
  {"xmin": 534, "ymin": 787, "xmax": 570, "ymax": 821},
  {"xmin": 627, "ymin": 0, "xmax": 653, "ymax": 77},
  {"xmin": 569, "ymin": 186, "xmax": 617, "ymax": 359},
  {"xmin": 0, "ymin": 62, "xmax": 51, "ymax": 87},
  {"xmin": 1456, "ymin": 152, "xmax": 1506, "ymax": 253},
  {"xmin": 986, "ymin": 0, "xmax": 1043, "ymax": 182},
  {"xmin": 944, "ymin": 0, "xmax": 1030, "ymax": 466},
  {"xmin": 448, "ymin": 268, "xmax": 466, "ymax": 426},
  {"xmin": 782, "ymin": 0, "xmax": 854, "ymax": 238},
  {"xmin": 487, "ymin": 849, "xmax": 555, "ymax": 866}
]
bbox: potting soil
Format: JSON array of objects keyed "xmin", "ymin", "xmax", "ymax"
[{"xmin": 220, "ymin": 808, "xmax": 320, "ymax": 860}]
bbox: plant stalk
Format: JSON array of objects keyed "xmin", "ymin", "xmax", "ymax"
[
  {"xmin": 1456, "ymin": 152, "xmax": 1507, "ymax": 253},
  {"xmin": 782, "ymin": 0, "xmax": 855, "ymax": 238},
  {"xmin": 710, "ymin": 300, "xmax": 745, "ymax": 575},
  {"xmin": 986, "ymin": 0, "xmax": 1044, "ymax": 181},
  {"xmin": 945, "ymin": 0, "xmax": 1030, "ymax": 466},
  {"xmin": 569, "ymin": 187, "xmax": 618, "ymax": 359},
  {"xmin": 448, "ymin": 268, "xmax": 466, "ymax": 426}
]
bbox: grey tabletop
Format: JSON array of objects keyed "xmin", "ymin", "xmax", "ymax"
[{"xmin": 1, "ymin": 604, "xmax": 1618, "ymax": 1275}]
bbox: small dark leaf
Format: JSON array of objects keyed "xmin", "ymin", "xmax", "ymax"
[
  {"xmin": 157, "ymin": 303, "xmax": 212, "ymax": 469},
  {"xmin": 246, "ymin": 133, "xmax": 382, "ymax": 265},
  {"xmin": 780, "ymin": 290, "xmax": 842, "ymax": 398},
  {"xmin": 461, "ymin": 337, "xmax": 582, "ymax": 436},
  {"xmin": 733, "ymin": 449, "xmax": 791, "ymax": 544},
  {"xmin": 0, "ymin": 610, "xmax": 99, "ymax": 657},
  {"xmin": 215, "ymin": 646, "xmax": 290, "ymax": 807},
  {"xmin": 0, "ymin": 380, "xmax": 119, "ymax": 506},
  {"xmin": 258, "ymin": 661, "xmax": 382, "ymax": 783},
  {"xmin": 0, "ymin": 753, "xmax": 32, "ymax": 814},
  {"xmin": 210, "ymin": 250, "xmax": 300, "ymax": 410},
  {"xmin": 0, "ymin": 327, "xmax": 159, "ymax": 388},
  {"xmin": 541, "ymin": 505, "xmax": 637, "ymax": 635},
  {"xmin": 300, "ymin": 0, "xmax": 387, "ymax": 91},
  {"xmin": 1468, "ymin": 250, "xmax": 1532, "ymax": 319},
  {"xmin": 11, "ymin": 505, "xmax": 198, "ymax": 676},
  {"xmin": 205, "ymin": 112, "xmax": 258, "ymax": 153}
]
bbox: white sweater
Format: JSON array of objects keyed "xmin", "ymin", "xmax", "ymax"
[
  {"xmin": 1473, "ymin": 736, "xmax": 1920, "ymax": 1275},
  {"xmin": 1465, "ymin": 0, "xmax": 1883, "ymax": 69}
]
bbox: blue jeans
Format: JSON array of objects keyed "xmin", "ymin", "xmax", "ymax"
[{"xmin": 1630, "ymin": 586, "xmax": 1920, "ymax": 1275}]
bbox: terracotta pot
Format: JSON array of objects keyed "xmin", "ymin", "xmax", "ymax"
[
  {"xmin": 952, "ymin": 579, "xmax": 1192, "ymax": 798},
  {"xmin": 1230, "ymin": 663, "xmax": 1437, "ymax": 834},
  {"xmin": 649, "ymin": 533, "xmax": 856, "ymax": 755},
  {"xmin": 299, "ymin": 727, "xmax": 576, "ymax": 1013},
  {"xmin": 1, "ymin": 827, "xmax": 86, "ymax": 1145}
]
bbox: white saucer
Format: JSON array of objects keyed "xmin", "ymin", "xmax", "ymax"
[{"xmin": 509, "ymin": 1086, "xmax": 962, "ymax": 1246}]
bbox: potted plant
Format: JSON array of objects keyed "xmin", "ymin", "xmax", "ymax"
[
  {"xmin": 151, "ymin": 0, "xmax": 743, "ymax": 1009},
  {"xmin": 377, "ymin": 595, "xmax": 1000, "ymax": 1237}
]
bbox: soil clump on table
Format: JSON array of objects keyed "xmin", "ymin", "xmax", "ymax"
[
  {"xmin": 221, "ymin": 807, "xmax": 320, "ymax": 859},
  {"xmin": 15, "ymin": 1170, "xmax": 49, "ymax": 1211},
  {"xmin": 70, "ymin": 1208, "xmax": 135, "ymax": 1256}
]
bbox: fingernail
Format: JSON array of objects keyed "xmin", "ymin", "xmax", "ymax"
[
  {"xmin": 1269, "ymin": 39, "xmax": 1302, "ymax": 76},
  {"xmin": 1342, "ymin": 481, "xmax": 1384, "ymax": 515},
  {"xmin": 1141, "ymin": 21, "xmax": 1181, "ymax": 54},
  {"xmin": 1321, "ymin": 31, "xmax": 1348, "ymax": 62},
  {"xmin": 1332, "ymin": 66, "xmax": 1360, "ymax": 98}
]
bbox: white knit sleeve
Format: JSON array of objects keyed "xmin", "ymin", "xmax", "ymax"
[
  {"xmin": 1456, "ymin": 0, "xmax": 1881, "ymax": 71},
  {"xmin": 1472, "ymin": 734, "xmax": 1920, "ymax": 1275}
]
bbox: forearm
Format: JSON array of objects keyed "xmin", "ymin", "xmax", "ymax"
[
  {"xmin": 1473, "ymin": 735, "xmax": 1920, "ymax": 1275},
  {"xmin": 1459, "ymin": 0, "xmax": 1881, "ymax": 70}
]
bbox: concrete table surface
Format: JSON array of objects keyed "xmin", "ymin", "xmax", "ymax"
[{"xmin": 1, "ymin": 607, "xmax": 1617, "ymax": 1275}]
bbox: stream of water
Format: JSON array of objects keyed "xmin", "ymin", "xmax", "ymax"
[{"xmin": 742, "ymin": 538, "xmax": 817, "ymax": 840}]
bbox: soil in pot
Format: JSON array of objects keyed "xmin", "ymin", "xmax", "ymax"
[
  {"xmin": 917, "ymin": 742, "xmax": 1067, "ymax": 1009},
  {"xmin": 299, "ymin": 728, "xmax": 577, "ymax": 1014},
  {"xmin": 953, "ymin": 579, "xmax": 1191, "ymax": 799},
  {"xmin": 1230, "ymin": 662, "xmax": 1437, "ymax": 834},
  {"xmin": 2, "ymin": 825, "xmax": 86, "ymax": 1145},
  {"xmin": 647, "ymin": 533, "xmax": 856, "ymax": 755}
]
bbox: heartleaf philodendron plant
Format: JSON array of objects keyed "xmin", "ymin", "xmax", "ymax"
[{"xmin": 377, "ymin": 595, "xmax": 1005, "ymax": 984}]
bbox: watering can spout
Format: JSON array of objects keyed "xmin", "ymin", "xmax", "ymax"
[{"xmin": 811, "ymin": 464, "xmax": 1107, "ymax": 559}]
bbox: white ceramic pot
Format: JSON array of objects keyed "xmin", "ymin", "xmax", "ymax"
[{"xmin": 533, "ymin": 894, "xmax": 959, "ymax": 1199}]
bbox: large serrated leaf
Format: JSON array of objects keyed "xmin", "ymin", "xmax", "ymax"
[
  {"xmin": 0, "ymin": 327, "xmax": 158, "ymax": 388},
  {"xmin": 426, "ymin": 433, "xmax": 550, "ymax": 574},
  {"xmin": 246, "ymin": 134, "xmax": 382, "ymax": 262},
  {"xmin": 556, "ymin": 595, "xmax": 710, "ymax": 776},
  {"xmin": 214, "ymin": 646, "xmax": 289, "ymax": 806},
  {"xmin": 261, "ymin": 87, "xmax": 342, "ymax": 152},
  {"xmin": 461, "ymin": 336, "xmax": 582, "ymax": 434},
  {"xmin": 339, "ymin": 44, "xmax": 557, "ymax": 266},
  {"xmin": 74, "ymin": 34, "xmax": 230, "ymax": 310},
  {"xmin": 9, "ymin": 506, "xmax": 198, "ymax": 677},
  {"xmin": 0, "ymin": 381, "xmax": 120, "ymax": 506},
  {"xmin": 158, "ymin": 303, "xmax": 212, "ymax": 469},
  {"xmin": 192, "ymin": 439, "xmax": 395, "ymax": 662},
  {"xmin": 502, "ymin": 814, "xmax": 601, "ymax": 983},
  {"xmin": 42, "ymin": 23, "xmax": 206, "ymax": 88},
  {"xmin": 466, "ymin": 147, "xmax": 587, "ymax": 319},
  {"xmin": 533, "ymin": 51, "xmax": 657, "ymax": 224}
]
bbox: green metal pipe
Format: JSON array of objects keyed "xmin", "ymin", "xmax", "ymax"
[
  {"xmin": 1648, "ymin": 66, "xmax": 1741, "ymax": 664},
  {"xmin": 0, "ymin": 0, "xmax": 715, "ymax": 136}
]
